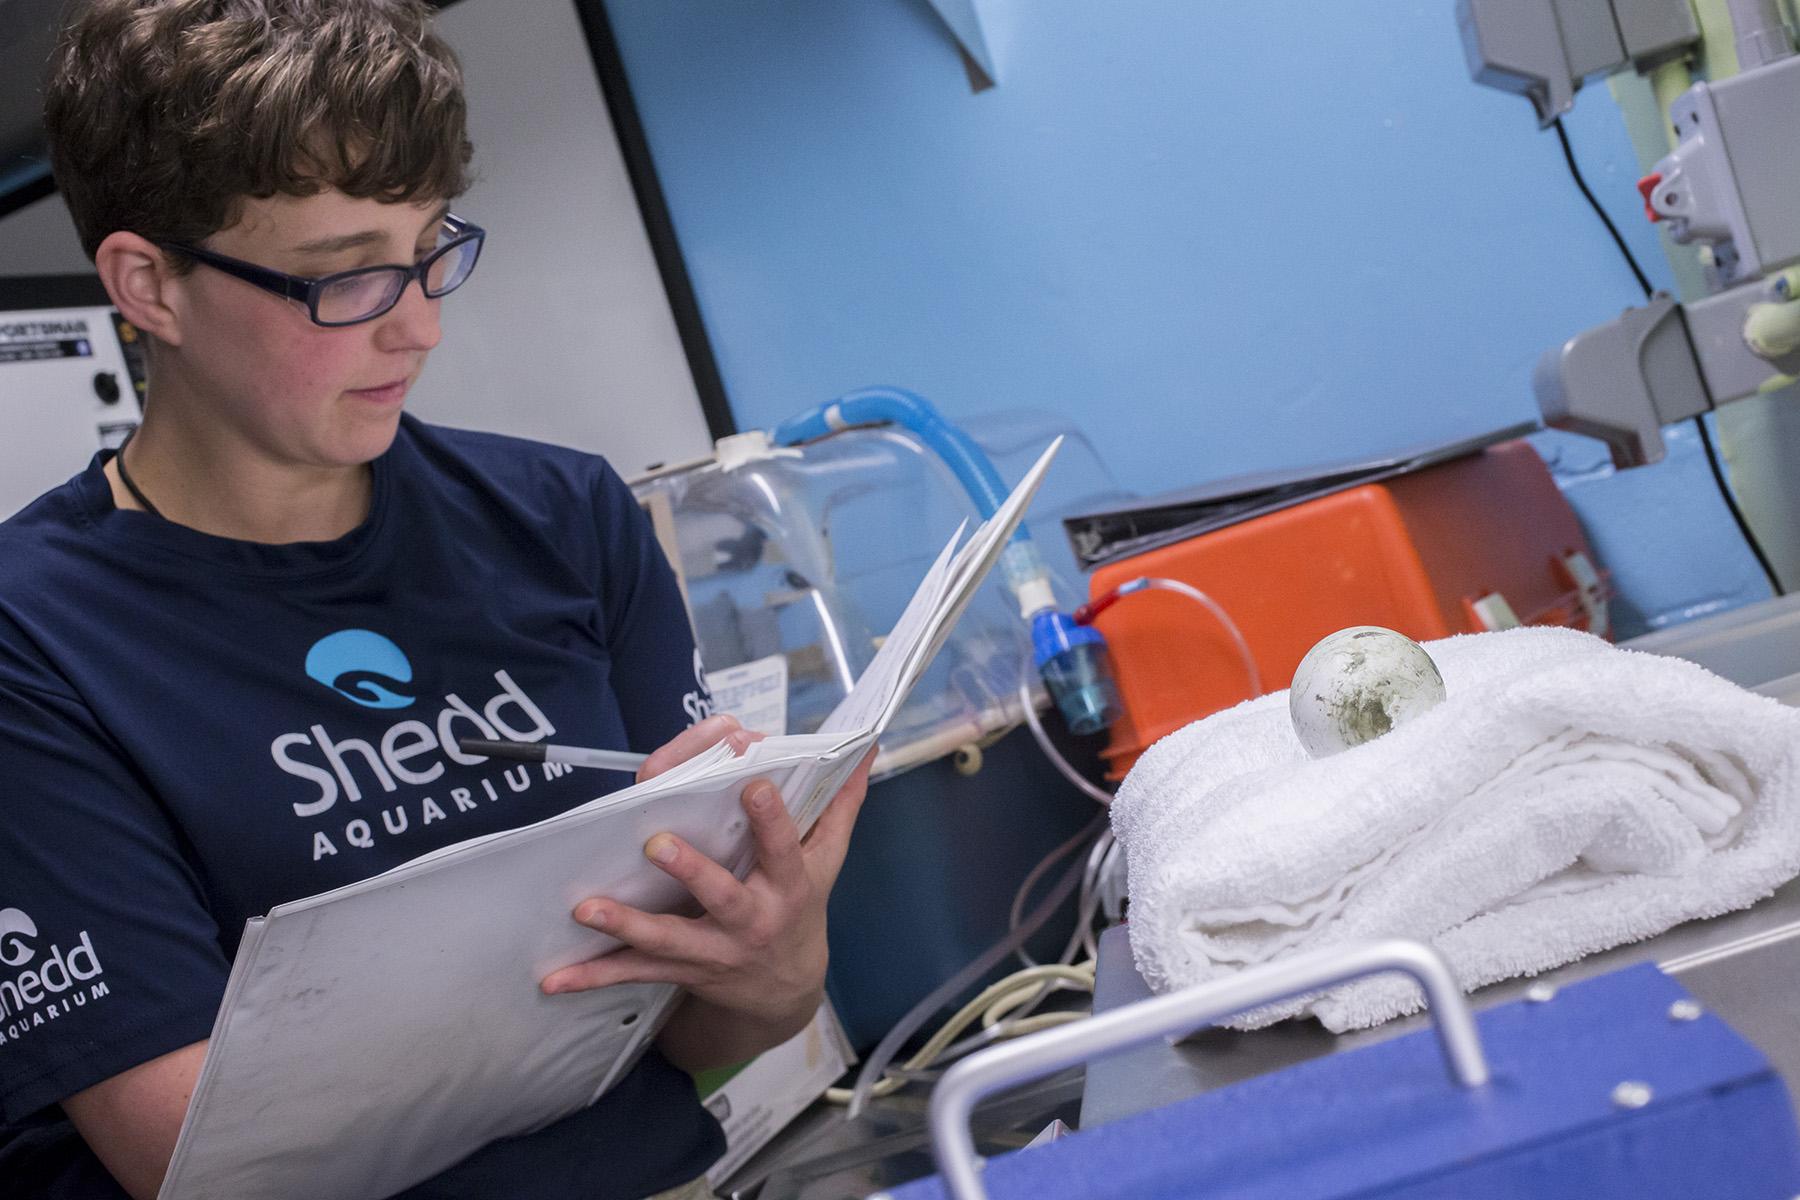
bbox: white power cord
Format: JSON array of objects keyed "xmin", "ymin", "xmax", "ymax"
[{"xmin": 823, "ymin": 962, "xmax": 1095, "ymax": 1104}]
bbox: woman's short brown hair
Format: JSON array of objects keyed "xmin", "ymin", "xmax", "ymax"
[{"xmin": 44, "ymin": 0, "xmax": 473, "ymax": 260}]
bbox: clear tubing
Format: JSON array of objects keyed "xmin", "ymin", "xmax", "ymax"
[
  {"xmin": 842, "ymin": 812, "xmax": 1105, "ymax": 1119},
  {"xmin": 1009, "ymin": 816, "xmax": 1101, "ymax": 946},
  {"xmin": 1066, "ymin": 830, "xmax": 1116, "ymax": 964},
  {"xmin": 1019, "ymin": 678, "xmax": 1116, "ymax": 807},
  {"xmin": 1082, "ymin": 576, "xmax": 1263, "ymax": 699}
]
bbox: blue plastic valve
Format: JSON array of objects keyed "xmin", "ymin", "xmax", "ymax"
[{"xmin": 1031, "ymin": 609, "xmax": 1124, "ymax": 736}]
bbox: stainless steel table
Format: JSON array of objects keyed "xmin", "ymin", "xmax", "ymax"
[{"xmin": 1081, "ymin": 879, "xmax": 1800, "ymax": 1127}]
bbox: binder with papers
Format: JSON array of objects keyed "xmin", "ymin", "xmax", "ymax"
[{"xmin": 156, "ymin": 440, "xmax": 1063, "ymax": 1200}]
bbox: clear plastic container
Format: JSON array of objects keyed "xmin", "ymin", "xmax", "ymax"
[{"xmin": 629, "ymin": 412, "xmax": 1127, "ymax": 778}]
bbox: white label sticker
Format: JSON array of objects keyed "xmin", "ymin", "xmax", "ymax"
[{"xmin": 705, "ymin": 654, "xmax": 789, "ymax": 737}]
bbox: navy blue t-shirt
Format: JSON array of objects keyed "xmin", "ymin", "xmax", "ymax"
[{"xmin": 0, "ymin": 415, "xmax": 725, "ymax": 1198}]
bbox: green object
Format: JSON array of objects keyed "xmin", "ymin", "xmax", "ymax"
[
  {"xmin": 693, "ymin": 1060, "xmax": 754, "ymax": 1097},
  {"xmin": 1745, "ymin": 294, "xmax": 1800, "ymax": 358},
  {"xmin": 1692, "ymin": 0, "xmax": 1744, "ymax": 77}
]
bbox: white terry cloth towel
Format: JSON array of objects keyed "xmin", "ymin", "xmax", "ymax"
[{"xmin": 1110, "ymin": 625, "xmax": 1800, "ymax": 1032}]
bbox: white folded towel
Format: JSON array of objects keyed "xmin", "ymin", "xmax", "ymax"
[{"xmin": 1111, "ymin": 626, "xmax": 1800, "ymax": 1031}]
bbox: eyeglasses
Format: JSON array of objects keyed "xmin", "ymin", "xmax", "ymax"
[{"xmin": 156, "ymin": 214, "xmax": 485, "ymax": 328}]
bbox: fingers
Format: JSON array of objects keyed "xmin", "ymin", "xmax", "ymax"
[
  {"xmin": 637, "ymin": 713, "xmax": 747, "ymax": 783},
  {"xmin": 631, "ymin": 779, "xmax": 805, "ymax": 924},
  {"xmin": 577, "ymin": 897, "xmax": 727, "ymax": 958},
  {"xmin": 542, "ymin": 946, "xmax": 695, "ymax": 994},
  {"xmin": 742, "ymin": 778, "xmax": 806, "ymax": 893},
  {"xmin": 639, "ymin": 829, "xmax": 763, "ymax": 930},
  {"xmin": 801, "ymin": 748, "xmax": 877, "ymax": 885},
  {"xmin": 550, "ymin": 897, "xmax": 735, "ymax": 991}
]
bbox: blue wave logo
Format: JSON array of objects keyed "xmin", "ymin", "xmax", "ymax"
[
  {"xmin": 0, "ymin": 908, "xmax": 38, "ymax": 967},
  {"xmin": 305, "ymin": 630, "xmax": 417, "ymax": 709}
]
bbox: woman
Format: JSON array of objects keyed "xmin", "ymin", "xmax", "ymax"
[{"xmin": 0, "ymin": 3, "xmax": 870, "ymax": 1197}]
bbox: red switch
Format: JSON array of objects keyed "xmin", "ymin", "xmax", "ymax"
[{"xmin": 1637, "ymin": 173, "xmax": 1664, "ymax": 223}]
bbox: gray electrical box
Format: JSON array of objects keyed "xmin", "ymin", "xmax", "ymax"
[
  {"xmin": 1457, "ymin": 0, "xmax": 1700, "ymax": 124},
  {"xmin": 1612, "ymin": 0, "xmax": 1703, "ymax": 65},
  {"xmin": 1681, "ymin": 54, "xmax": 1800, "ymax": 283},
  {"xmin": 1556, "ymin": 0, "xmax": 1630, "ymax": 80},
  {"xmin": 1647, "ymin": 54, "xmax": 1800, "ymax": 286}
]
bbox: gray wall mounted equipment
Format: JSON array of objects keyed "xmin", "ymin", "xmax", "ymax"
[
  {"xmin": 1456, "ymin": 0, "xmax": 1700, "ymax": 126},
  {"xmin": 1461, "ymin": 0, "xmax": 1800, "ymax": 468}
]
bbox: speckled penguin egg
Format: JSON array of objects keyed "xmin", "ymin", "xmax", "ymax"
[{"xmin": 1289, "ymin": 626, "xmax": 1447, "ymax": 758}]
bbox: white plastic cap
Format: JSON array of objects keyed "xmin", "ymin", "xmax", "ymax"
[
  {"xmin": 713, "ymin": 430, "xmax": 799, "ymax": 471},
  {"xmin": 1014, "ymin": 575, "xmax": 1057, "ymax": 619}
]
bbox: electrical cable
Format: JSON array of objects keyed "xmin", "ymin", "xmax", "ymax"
[
  {"xmin": 838, "ymin": 811, "xmax": 1106, "ymax": 1118},
  {"xmin": 1550, "ymin": 117, "xmax": 1655, "ymax": 298},
  {"xmin": 977, "ymin": 964, "xmax": 1096, "ymax": 1029},
  {"xmin": 1009, "ymin": 647, "xmax": 1114, "ymax": 970},
  {"xmin": 822, "ymin": 963, "xmax": 1094, "ymax": 1105},
  {"xmin": 1551, "ymin": 117, "xmax": 1786, "ymax": 595},
  {"xmin": 1693, "ymin": 410, "xmax": 1786, "ymax": 593},
  {"xmin": 1008, "ymin": 816, "xmax": 1107, "ymax": 970},
  {"xmin": 997, "ymin": 834, "xmax": 1119, "ymax": 1036},
  {"xmin": 1065, "ymin": 830, "xmax": 1115, "ymax": 965}
]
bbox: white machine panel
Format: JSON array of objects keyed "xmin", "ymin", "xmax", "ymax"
[{"xmin": 0, "ymin": 302, "xmax": 140, "ymax": 520}]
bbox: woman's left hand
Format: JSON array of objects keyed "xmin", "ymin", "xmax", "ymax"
[{"xmin": 541, "ymin": 716, "xmax": 876, "ymax": 1049}]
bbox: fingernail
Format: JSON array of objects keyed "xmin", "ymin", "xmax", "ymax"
[
  {"xmin": 747, "ymin": 783, "xmax": 776, "ymax": 811},
  {"xmin": 646, "ymin": 835, "xmax": 679, "ymax": 864},
  {"xmin": 575, "ymin": 900, "xmax": 606, "ymax": 926},
  {"xmin": 543, "ymin": 977, "xmax": 565, "ymax": 995}
]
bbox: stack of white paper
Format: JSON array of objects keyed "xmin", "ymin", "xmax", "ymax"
[{"xmin": 156, "ymin": 440, "xmax": 1062, "ymax": 1200}]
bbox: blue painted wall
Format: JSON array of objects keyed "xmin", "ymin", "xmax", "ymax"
[{"xmin": 600, "ymin": 0, "xmax": 1771, "ymax": 636}]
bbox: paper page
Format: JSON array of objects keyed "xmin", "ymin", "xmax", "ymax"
[{"xmin": 814, "ymin": 526, "xmax": 963, "ymax": 739}]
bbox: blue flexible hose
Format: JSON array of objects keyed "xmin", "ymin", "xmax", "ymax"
[{"xmin": 771, "ymin": 386, "xmax": 1029, "ymax": 545}]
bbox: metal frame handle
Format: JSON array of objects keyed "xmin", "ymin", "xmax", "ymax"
[{"xmin": 924, "ymin": 938, "xmax": 1489, "ymax": 1200}]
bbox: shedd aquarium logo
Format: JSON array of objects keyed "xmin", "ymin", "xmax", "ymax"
[
  {"xmin": 0, "ymin": 907, "xmax": 112, "ymax": 1047},
  {"xmin": 274, "ymin": 631, "xmax": 570, "ymax": 863},
  {"xmin": 306, "ymin": 629, "xmax": 418, "ymax": 709}
]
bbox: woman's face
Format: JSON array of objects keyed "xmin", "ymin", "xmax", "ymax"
[{"xmin": 168, "ymin": 189, "xmax": 448, "ymax": 469}]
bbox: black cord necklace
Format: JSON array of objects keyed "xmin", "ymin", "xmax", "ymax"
[{"xmin": 114, "ymin": 430, "xmax": 164, "ymax": 518}]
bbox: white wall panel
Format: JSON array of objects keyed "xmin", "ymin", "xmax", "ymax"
[{"xmin": 419, "ymin": 0, "xmax": 712, "ymax": 475}]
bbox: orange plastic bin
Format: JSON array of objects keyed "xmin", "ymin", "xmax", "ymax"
[{"xmin": 1088, "ymin": 440, "xmax": 1606, "ymax": 779}]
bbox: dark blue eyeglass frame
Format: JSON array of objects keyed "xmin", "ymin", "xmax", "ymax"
[{"xmin": 156, "ymin": 214, "xmax": 486, "ymax": 328}]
